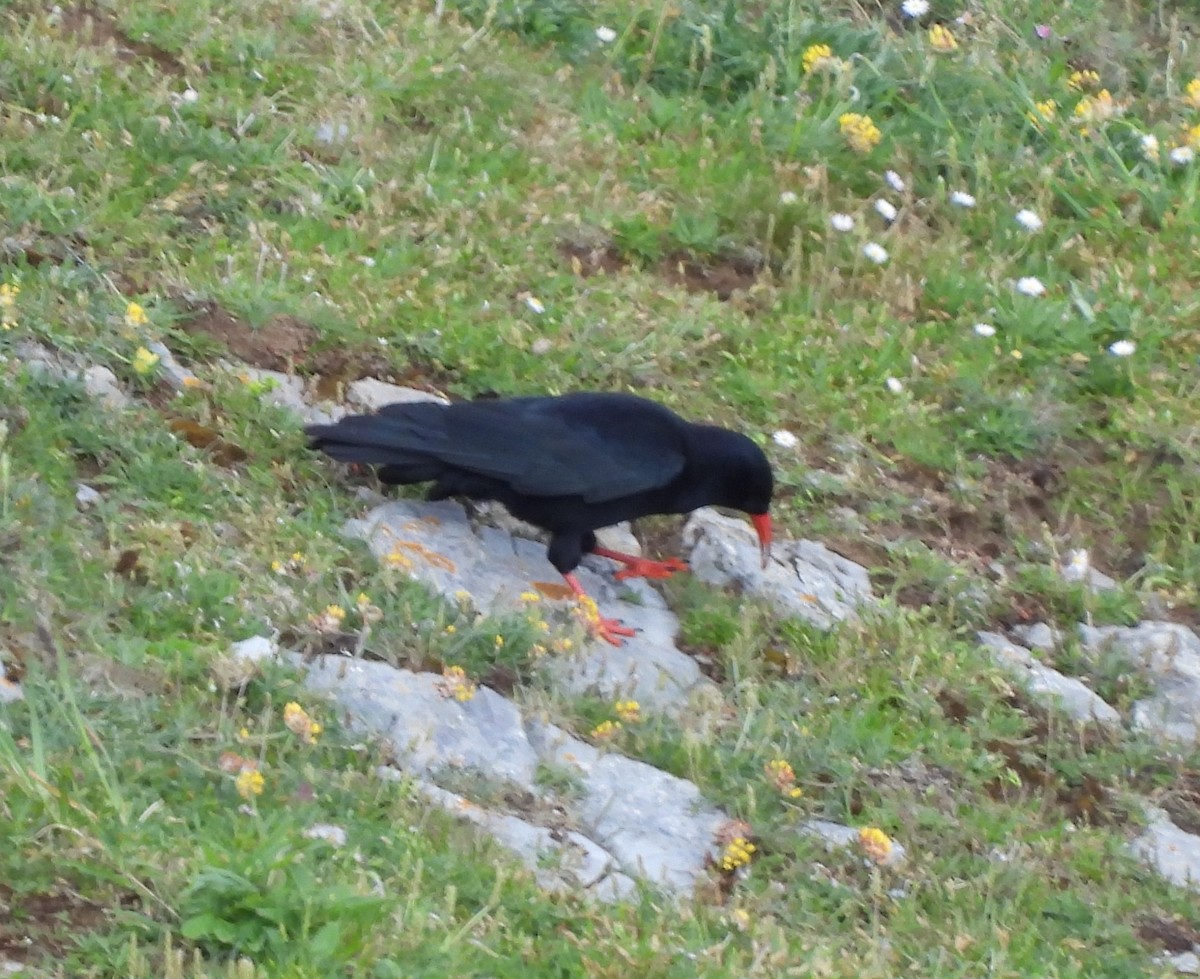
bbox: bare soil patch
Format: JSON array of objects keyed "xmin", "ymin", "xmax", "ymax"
[
  {"xmin": 56, "ymin": 5, "xmax": 184, "ymax": 75},
  {"xmin": 559, "ymin": 238, "xmax": 763, "ymax": 301}
]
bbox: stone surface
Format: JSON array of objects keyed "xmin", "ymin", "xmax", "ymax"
[
  {"xmin": 75, "ymin": 483, "xmax": 102, "ymax": 509},
  {"xmin": 1129, "ymin": 807, "xmax": 1200, "ymax": 892},
  {"xmin": 977, "ymin": 631, "xmax": 1122, "ymax": 728},
  {"xmin": 681, "ymin": 508, "xmax": 872, "ymax": 628},
  {"xmin": 81, "ymin": 365, "xmax": 129, "ymax": 409},
  {"xmin": 345, "ymin": 378, "xmax": 448, "ymax": 412},
  {"xmin": 1078, "ymin": 622, "xmax": 1200, "ymax": 743},
  {"xmin": 344, "ymin": 499, "xmax": 711, "ymax": 712},
  {"xmin": 223, "ymin": 364, "xmax": 343, "ymax": 426},
  {"xmin": 147, "ymin": 340, "xmax": 198, "ymax": 391},
  {"xmin": 801, "ymin": 820, "xmax": 907, "ymax": 867}
]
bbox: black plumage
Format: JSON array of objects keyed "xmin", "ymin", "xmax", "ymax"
[{"xmin": 307, "ymin": 392, "xmax": 774, "ymax": 644}]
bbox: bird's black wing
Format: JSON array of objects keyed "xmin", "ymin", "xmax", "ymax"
[{"xmin": 374, "ymin": 392, "xmax": 688, "ymax": 502}]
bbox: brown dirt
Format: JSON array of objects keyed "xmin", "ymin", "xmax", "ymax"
[
  {"xmin": 1137, "ymin": 914, "xmax": 1200, "ymax": 953},
  {"xmin": 177, "ymin": 302, "xmax": 319, "ymax": 373},
  {"xmin": 559, "ymin": 238, "xmax": 763, "ymax": 301},
  {"xmin": 0, "ymin": 882, "xmax": 138, "ymax": 964},
  {"xmin": 55, "ymin": 5, "xmax": 184, "ymax": 75}
]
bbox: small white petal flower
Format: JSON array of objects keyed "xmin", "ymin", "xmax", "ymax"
[
  {"xmin": 884, "ymin": 170, "xmax": 906, "ymax": 192},
  {"xmin": 1169, "ymin": 146, "xmax": 1195, "ymax": 166},
  {"xmin": 1015, "ymin": 208, "xmax": 1043, "ymax": 231},
  {"xmin": 1016, "ymin": 276, "xmax": 1046, "ymax": 296},
  {"xmin": 524, "ymin": 295, "xmax": 546, "ymax": 314},
  {"xmin": 875, "ymin": 199, "xmax": 898, "ymax": 222},
  {"xmin": 973, "ymin": 322, "xmax": 996, "ymax": 337},
  {"xmin": 779, "ymin": 190, "xmax": 799, "ymax": 205},
  {"xmin": 901, "ymin": 0, "xmax": 930, "ymax": 17},
  {"xmin": 830, "ymin": 213, "xmax": 855, "ymax": 232},
  {"xmin": 1108, "ymin": 339, "xmax": 1136, "ymax": 357},
  {"xmin": 772, "ymin": 430, "xmax": 798, "ymax": 449},
  {"xmin": 862, "ymin": 242, "xmax": 889, "ymax": 264},
  {"xmin": 1140, "ymin": 134, "xmax": 1160, "ymax": 159},
  {"xmin": 357, "ymin": 256, "xmax": 376, "ymax": 267},
  {"xmin": 886, "ymin": 377, "xmax": 904, "ymax": 394},
  {"xmin": 950, "ymin": 190, "xmax": 976, "ymax": 207},
  {"xmin": 595, "ymin": 25, "xmax": 617, "ymax": 43},
  {"xmin": 181, "ymin": 88, "xmax": 199, "ymax": 104}
]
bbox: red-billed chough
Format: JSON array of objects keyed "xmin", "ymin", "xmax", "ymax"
[{"xmin": 306, "ymin": 392, "xmax": 773, "ymax": 645}]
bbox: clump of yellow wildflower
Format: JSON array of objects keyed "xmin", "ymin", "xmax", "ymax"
[
  {"xmin": 719, "ymin": 837, "xmax": 757, "ymax": 872},
  {"xmin": 858, "ymin": 826, "xmax": 894, "ymax": 863},
  {"xmin": 519, "ymin": 590, "xmax": 541, "ymax": 603},
  {"xmin": 437, "ymin": 665, "xmax": 477, "ymax": 702},
  {"xmin": 1067, "ymin": 69, "xmax": 1100, "ymax": 91},
  {"xmin": 283, "ymin": 701, "xmax": 322, "ymax": 744},
  {"xmin": 614, "ymin": 700, "xmax": 641, "ymax": 723},
  {"xmin": 271, "ymin": 551, "xmax": 307, "ymax": 575},
  {"xmin": 385, "ymin": 548, "xmax": 415, "ymax": 569},
  {"xmin": 309, "ymin": 604, "xmax": 346, "ymax": 634},
  {"xmin": 1184, "ymin": 78, "xmax": 1200, "ymax": 109},
  {"xmin": 355, "ymin": 591, "xmax": 382, "ymax": 624},
  {"xmin": 801, "ymin": 43, "xmax": 840, "ymax": 74},
  {"xmin": 1185, "ymin": 122, "xmax": 1200, "ymax": 149},
  {"xmin": 928, "ymin": 24, "xmax": 957, "ymax": 52},
  {"xmin": 838, "ymin": 113, "xmax": 881, "ymax": 154},
  {"xmin": 124, "ymin": 302, "xmax": 149, "ymax": 328},
  {"xmin": 132, "ymin": 346, "xmax": 159, "ymax": 376},
  {"xmin": 0, "ymin": 283, "xmax": 18, "ymax": 329},
  {"xmin": 1028, "ymin": 99, "xmax": 1057, "ymax": 127},
  {"xmin": 590, "ymin": 719, "xmax": 621, "ymax": 742},
  {"xmin": 764, "ymin": 759, "xmax": 804, "ymax": 798},
  {"xmin": 235, "ymin": 768, "xmax": 265, "ymax": 800},
  {"xmin": 1073, "ymin": 89, "xmax": 1119, "ymax": 126}
]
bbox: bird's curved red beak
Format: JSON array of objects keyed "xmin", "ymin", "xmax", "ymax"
[{"xmin": 751, "ymin": 513, "xmax": 772, "ymax": 569}]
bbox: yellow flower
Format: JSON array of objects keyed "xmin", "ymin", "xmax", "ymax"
[
  {"xmin": 283, "ymin": 702, "xmax": 321, "ymax": 743},
  {"xmin": 858, "ymin": 826, "xmax": 893, "ymax": 863},
  {"xmin": 1073, "ymin": 89, "xmax": 1118, "ymax": 125},
  {"xmin": 614, "ymin": 700, "xmax": 641, "ymax": 723},
  {"xmin": 764, "ymin": 759, "xmax": 803, "ymax": 798},
  {"xmin": 1067, "ymin": 69, "xmax": 1100, "ymax": 91},
  {"xmin": 124, "ymin": 302, "xmax": 149, "ymax": 328},
  {"xmin": 1027, "ymin": 99, "xmax": 1057, "ymax": 126},
  {"xmin": 719, "ymin": 836, "xmax": 757, "ymax": 872},
  {"xmin": 519, "ymin": 591, "xmax": 541, "ymax": 603},
  {"xmin": 494, "ymin": 635, "xmax": 505, "ymax": 648},
  {"xmin": 838, "ymin": 112, "xmax": 881, "ymax": 154},
  {"xmin": 590, "ymin": 719, "xmax": 621, "ymax": 741},
  {"xmin": 132, "ymin": 346, "xmax": 160, "ymax": 375},
  {"xmin": 1186, "ymin": 123, "xmax": 1200, "ymax": 149},
  {"xmin": 437, "ymin": 665, "xmax": 476, "ymax": 702},
  {"xmin": 729, "ymin": 907, "xmax": 751, "ymax": 931},
  {"xmin": 1187, "ymin": 78, "xmax": 1200, "ymax": 109},
  {"xmin": 309, "ymin": 604, "xmax": 346, "ymax": 634},
  {"xmin": 801, "ymin": 43, "xmax": 837, "ymax": 74},
  {"xmin": 928, "ymin": 24, "xmax": 958, "ymax": 52},
  {"xmin": 235, "ymin": 768, "xmax": 264, "ymax": 800},
  {"xmin": 0, "ymin": 282, "xmax": 18, "ymax": 327}
]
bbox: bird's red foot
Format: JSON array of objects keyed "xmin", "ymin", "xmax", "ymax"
[
  {"xmin": 612, "ymin": 556, "xmax": 689, "ymax": 581},
  {"xmin": 589, "ymin": 615, "xmax": 637, "ymax": 647}
]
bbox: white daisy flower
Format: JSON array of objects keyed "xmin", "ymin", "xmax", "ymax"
[
  {"xmin": 1169, "ymin": 146, "xmax": 1195, "ymax": 166},
  {"xmin": 1108, "ymin": 339, "xmax": 1136, "ymax": 357},
  {"xmin": 181, "ymin": 88, "xmax": 200, "ymax": 104},
  {"xmin": 1140, "ymin": 134, "xmax": 1160, "ymax": 160},
  {"xmin": 830, "ymin": 213, "xmax": 855, "ymax": 232},
  {"xmin": 524, "ymin": 295, "xmax": 546, "ymax": 314},
  {"xmin": 886, "ymin": 377, "xmax": 904, "ymax": 394},
  {"xmin": 1016, "ymin": 277, "xmax": 1046, "ymax": 296},
  {"xmin": 772, "ymin": 430, "xmax": 798, "ymax": 449},
  {"xmin": 973, "ymin": 323, "xmax": 996, "ymax": 337},
  {"xmin": 884, "ymin": 170, "xmax": 906, "ymax": 192},
  {"xmin": 949, "ymin": 190, "xmax": 976, "ymax": 207},
  {"xmin": 779, "ymin": 191, "xmax": 799, "ymax": 205},
  {"xmin": 862, "ymin": 242, "xmax": 889, "ymax": 264},
  {"xmin": 901, "ymin": 0, "xmax": 930, "ymax": 17},
  {"xmin": 875, "ymin": 199, "xmax": 898, "ymax": 222},
  {"xmin": 595, "ymin": 26, "xmax": 617, "ymax": 43},
  {"xmin": 1015, "ymin": 209, "xmax": 1043, "ymax": 231}
]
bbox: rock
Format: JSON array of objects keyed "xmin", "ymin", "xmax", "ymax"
[
  {"xmin": 146, "ymin": 341, "xmax": 198, "ymax": 391},
  {"xmin": 303, "ymin": 657, "xmax": 540, "ymax": 784},
  {"xmin": 302, "ymin": 822, "xmax": 348, "ymax": 847},
  {"xmin": 801, "ymin": 820, "xmax": 907, "ymax": 867},
  {"xmin": 977, "ymin": 632, "xmax": 1121, "ymax": 728},
  {"xmin": 526, "ymin": 719, "xmax": 726, "ymax": 894},
  {"xmin": 0, "ymin": 677, "xmax": 22, "ymax": 704},
  {"xmin": 228, "ymin": 635, "xmax": 278, "ymax": 665},
  {"xmin": 1079, "ymin": 622, "xmax": 1200, "ymax": 743},
  {"xmin": 1129, "ymin": 807, "xmax": 1200, "ymax": 892},
  {"xmin": 1011, "ymin": 622, "xmax": 1060, "ymax": 651},
  {"xmin": 75, "ymin": 483, "xmax": 102, "ymax": 509},
  {"xmin": 681, "ymin": 507, "xmax": 873, "ymax": 628},
  {"xmin": 345, "ymin": 378, "xmax": 448, "ymax": 412},
  {"xmin": 81, "ymin": 364, "xmax": 130, "ymax": 409},
  {"xmin": 1059, "ymin": 549, "xmax": 1118, "ymax": 592},
  {"xmin": 344, "ymin": 499, "xmax": 711, "ymax": 712},
  {"xmin": 223, "ymin": 364, "xmax": 343, "ymax": 426},
  {"xmin": 1163, "ymin": 951, "xmax": 1200, "ymax": 975}
]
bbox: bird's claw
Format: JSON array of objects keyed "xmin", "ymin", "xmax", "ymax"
[
  {"xmin": 612, "ymin": 556, "xmax": 689, "ymax": 581},
  {"xmin": 591, "ymin": 616, "xmax": 637, "ymax": 647}
]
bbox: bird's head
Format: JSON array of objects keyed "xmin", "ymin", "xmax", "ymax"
[{"xmin": 694, "ymin": 427, "xmax": 775, "ymax": 569}]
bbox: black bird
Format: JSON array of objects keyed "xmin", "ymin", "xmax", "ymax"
[{"xmin": 306, "ymin": 392, "xmax": 774, "ymax": 645}]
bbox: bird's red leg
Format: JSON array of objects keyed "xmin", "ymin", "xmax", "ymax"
[
  {"xmin": 591, "ymin": 546, "xmax": 689, "ymax": 582},
  {"xmin": 563, "ymin": 573, "xmax": 636, "ymax": 646}
]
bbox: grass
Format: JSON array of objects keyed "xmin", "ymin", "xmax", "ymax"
[{"xmin": 3, "ymin": 0, "xmax": 1200, "ymax": 974}]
